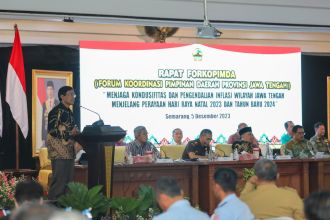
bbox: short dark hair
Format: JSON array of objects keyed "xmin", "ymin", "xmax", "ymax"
[
  {"xmin": 58, "ymin": 86, "xmax": 73, "ymax": 101},
  {"xmin": 200, "ymin": 129, "xmax": 212, "ymax": 137},
  {"xmin": 292, "ymin": 125, "xmax": 303, "ymax": 133},
  {"xmin": 304, "ymin": 191, "xmax": 330, "ymax": 220},
  {"xmin": 46, "ymin": 81, "xmax": 54, "ymax": 88},
  {"xmin": 314, "ymin": 122, "xmax": 325, "ymax": 130},
  {"xmin": 284, "ymin": 121, "xmax": 293, "ymax": 130},
  {"xmin": 213, "ymin": 168, "xmax": 237, "ymax": 192},
  {"xmin": 254, "ymin": 159, "xmax": 277, "ymax": 181},
  {"xmin": 156, "ymin": 176, "xmax": 181, "ymax": 197},
  {"xmin": 14, "ymin": 181, "xmax": 43, "ymax": 205}
]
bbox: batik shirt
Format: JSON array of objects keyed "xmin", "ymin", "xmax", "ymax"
[
  {"xmin": 281, "ymin": 139, "xmax": 314, "ymax": 159},
  {"xmin": 47, "ymin": 102, "xmax": 75, "ymax": 160},
  {"xmin": 232, "ymin": 140, "xmax": 254, "ymax": 154},
  {"xmin": 125, "ymin": 140, "xmax": 160, "ymax": 158}
]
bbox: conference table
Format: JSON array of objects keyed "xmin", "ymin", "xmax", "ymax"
[{"xmin": 74, "ymin": 158, "xmax": 330, "ymax": 215}]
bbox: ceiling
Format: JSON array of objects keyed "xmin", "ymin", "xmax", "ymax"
[{"xmin": 1, "ymin": 0, "xmax": 330, "ymax": 32}]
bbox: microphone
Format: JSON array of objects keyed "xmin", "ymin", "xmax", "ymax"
[{"xmin": 80, "ymin": 105, "xmax": 104, "ymax": 126}]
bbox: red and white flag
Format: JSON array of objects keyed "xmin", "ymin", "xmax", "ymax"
[{"xmin": 5, "ymin": 25, "xmax": 28, "ymax": 138}]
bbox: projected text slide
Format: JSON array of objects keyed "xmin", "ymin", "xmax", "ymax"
[{"xmin": 80, "ymin": 42, "xmax": 302, "ymax": 144}]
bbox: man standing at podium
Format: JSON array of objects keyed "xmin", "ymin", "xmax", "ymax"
[{"xmin": 46, "ymin": 86, "xmax": 79, "ymax": 200}]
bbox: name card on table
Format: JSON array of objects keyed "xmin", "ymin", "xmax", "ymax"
[{"xmin": 275, "ymin": 155, "xmax": 292, "ymax": 160}]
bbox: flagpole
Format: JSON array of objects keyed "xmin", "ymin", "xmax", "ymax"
[
  {"xmin": 15, "ymin": 123, "xmax": 19, "ymax": 169},
  {"xmin": 14, "ymin": 24, "xmax": 19, "ymax": 170},
  {"xmin": 6, "ymin": 24, "xmax": 27, "ymax": 169}
]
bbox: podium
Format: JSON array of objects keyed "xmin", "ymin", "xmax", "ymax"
[{"xmin": 77, "ymin": 125, "xmax": 126, "ymax": 197}]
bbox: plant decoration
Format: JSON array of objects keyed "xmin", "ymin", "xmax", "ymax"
[
  {"xmin": 0, "ymin": 171, "xmax": 25, "ymax": 209},
  {"xmin": 110, "ymin": 185, "xmax": 160, "ymax": 220},
  {"xmin": 58, "ymin": 182, "xmax": 111, "ymax": 219},
  {"xmin": 242, "ymin": 168, "xmax": 256, "ymax": 182}
]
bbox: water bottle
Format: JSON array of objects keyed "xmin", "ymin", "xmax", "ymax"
[
  {"xmin": 266, "ymin": 143, "xmax": 273, "ymax": 159},
  {"xmin": 233, "ymin": 148, "xmax": 239, "ymax": 160},
  {"xmin": 127, "ymin": 151, "xmax": 133, "ymax": 164},
  {"xmin": 208, "ymin": 149, "xmax": 213, "ymax": 161}
]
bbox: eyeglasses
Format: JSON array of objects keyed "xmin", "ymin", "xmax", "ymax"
[
  {"xmin": 66, "ymin": 92, "xmax": 76, "ymax": 98},
  {"xmin": 296, "ymin": 132, "xmax": 305, "ymax": 135}
]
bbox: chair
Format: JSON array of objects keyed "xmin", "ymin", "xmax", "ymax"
[
  {"xmin": 38, "ymin": 147, "xmax": 52, "ymax": 191},
  {"xmin": 215, "ymin": 144, "xmax": 232, "ymax": 157},
  {"xmin": 160, "ymin": 145, "xmax": 185, "ymax": 160},
  {"xmin": 114, "ymin": 146, "xmax": 126, "ymax": 163}
]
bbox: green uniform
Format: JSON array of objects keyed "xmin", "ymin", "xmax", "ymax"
[
  {"xmin": 182, "ymin": 139, "xmax": 209, "ymax": 160},
  {"xmin": 281, "ymin": 139, "xmax": 314, "ymax": 158},
  {"xmin": 240, "ymin": 183, "xmax": 305, "ymax": 220},
  {"xmin": 310, "ymin": 135, "xmax": 330, "ymax": 154},
  {"xmin": 232, "ymin": 140, "xmax": 253, "ymax": 154}
]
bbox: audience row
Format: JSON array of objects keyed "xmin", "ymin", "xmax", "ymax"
[{"xmin": 3, "ymin": 159, "xmax": 330, "ymax": 220}]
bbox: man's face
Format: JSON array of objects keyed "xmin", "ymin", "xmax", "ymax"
[
  {"xmin": 294, "ymin": 128, "xmax": 305, "ymax": 142},
  {"xmin": 242, "ymin": 132, "xmax": 253, "ymax": 142},
  {"xmin": 137, "ymin": 130, "xmax": 148, "ymax": 143},
  {"xmin": 316, "ymin": 125, "xmax": 325, "ymax": 137},
  {"xmin": 173, "ymin": 129, "xmax": 183, "ymax": 144},
  {"xmin": 287, "ymin": 122, "xmax": 294, "ymax": 136},
  {"xmin": 46, "ymin": 86, "xmax": 55, "ymax": 99},
  {"xmin": 61, "ymin": 89, "xmax": 75, "ymax": 106},
  {"xmin": 200, "ymin": 133, "xmax": 212, "ymax": 146}
]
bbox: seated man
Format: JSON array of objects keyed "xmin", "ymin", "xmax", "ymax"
[
  {"xmin": 211, "ymin": 168, "xmax": 254, "ymax": 220},
  {"xmin": 14, "ymin": 181, "xmax": 44, "ymax": 207},
  {"xmin": 240, "ymin": 159, "xmax": 305, "ymax": 220},
  {"xmin": 281, "ymin": 121, "xmax": 294, "ymax": 144},
  {"xmin": 227, "ymin": 123, "xmax": 259, "ymax": 147},
  {"xmin": 181, "ymin": 129, "xmax": 212, "ymax": 160},
  {"xmin": 153, "ymin": 176, "xmax": 209, "ymax": 220},
  {"xmin": 171, "ymin": 128, "xmax": 185, "ymax": 146},
  {"xmin": 281, "ymin": 125, "xmax": 314, "ymax": 158},
  {"xmin": 125, "ymin": 126, "xmax": 160, "ymax": 158},
  {"xmin": 232, "ymin": 127, "xmax": 254, "ymax": 155},
  {"xmin": 304, "ymin": 191, "xmax": 330, "ymax": 220},
  {"xmin": 310, "ymin": 122, "xmax": 329, "ymax": 154}
]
